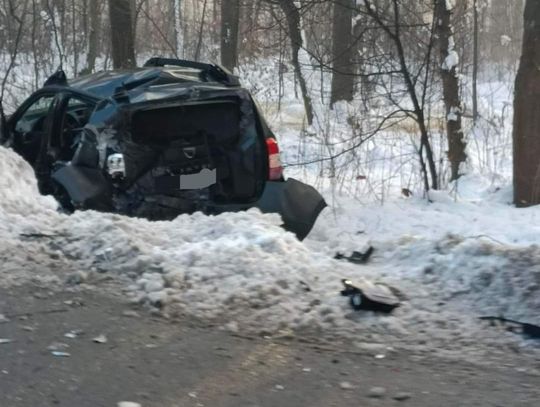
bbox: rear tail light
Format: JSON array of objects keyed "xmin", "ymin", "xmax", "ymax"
[{"xmin": 266, "ymin": 138, "xmax": 283, "ymax": 180}]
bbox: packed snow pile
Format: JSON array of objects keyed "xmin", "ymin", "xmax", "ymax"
[
  {"xmin": 0, "ymin": 147, "xmax": 64, "ymax": 287},
  {"xmin": 0, "ymin": 146, "xmax": 58, "ymax": 230},
  {"xmin": 1, "ymin": 145, "xmax": 540, "ymax": 356}
]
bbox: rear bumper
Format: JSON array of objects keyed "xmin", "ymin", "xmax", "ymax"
[
  {"xmin": 52, "ymin": 164, "xmax": 326, "ymax": 240},
  {"xmin": 255, "ymin": 178, "xmax": 326, "ymax": 240},
  {"xmin": 212, "ymin": 178, "xmax": 327, "ymax": 240}
]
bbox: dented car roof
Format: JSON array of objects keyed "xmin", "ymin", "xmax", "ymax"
[{"xmin": 67, "ymin": 59, "xmax": 242, "ymax": 101}]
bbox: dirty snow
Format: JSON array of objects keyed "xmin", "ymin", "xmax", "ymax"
[
  {"xmin": 1, "ymin": 144, "xmax": 540, "ymax": 359},
  {"xmin": 0, "ymin": 54, "xmax": 538, "ymax": 359}
]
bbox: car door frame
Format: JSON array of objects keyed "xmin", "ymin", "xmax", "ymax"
[
  {"xmin": 5, "ymin": 89, "xmax": 63, "ymax": 167},
  {"xmin": 47, "ymin": 90, "xmax": 98, "ymax": 153},
  {"xmin": 6, "ymin": 88, "xmax": 62, "ymax": 133}
]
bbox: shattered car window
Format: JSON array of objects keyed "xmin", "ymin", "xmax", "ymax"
[{"xmin": 14, "ymin": 95, "xmax": 55, "ymax": 133}]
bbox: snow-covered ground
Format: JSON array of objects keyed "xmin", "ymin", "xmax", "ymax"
[
  {"xmin": 1, "ymin": 60, "xmax": 539, "ymax": 361},
  {"xmin": 1, "ymin": 137, "xmax": 539, "ymax": 360}
]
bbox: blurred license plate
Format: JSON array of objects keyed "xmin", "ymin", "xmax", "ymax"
[{"xmin": 179, "ymin": 168, "xmax": 216, "ymax": 190}]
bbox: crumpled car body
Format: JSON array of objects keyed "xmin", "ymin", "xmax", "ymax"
[{"xmin": 1, "ymin": 58, "xmax": 326, "ymax": 240}]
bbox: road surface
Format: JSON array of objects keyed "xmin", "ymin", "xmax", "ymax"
[{"xmin": 1, "ymin": 283, "xmax": 539, "ymax": 407}]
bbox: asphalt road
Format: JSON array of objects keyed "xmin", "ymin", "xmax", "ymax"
[{"xmin": 1, "ymin": 283, "xmax": 539, "ymax": 407}]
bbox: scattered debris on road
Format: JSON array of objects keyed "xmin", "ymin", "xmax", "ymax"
[
  {"xmin": 0, "ymin": 338, "xmax": 13, "ymax": 344},
  {"xmin": 0, "ymin": 314, "xmax": 8, "ymax": 323},
  {"xmin": 339, "ymin": 381, "xmax": 355, "ymax": 390},
  {"xmin": 93, "ymin": 334, "xmax": 108, "ymax": 344},
  {"xmin": 51, "ymin": 351, "xmax": 71, "ymax": 357},
  {"xmin": 393, "ymin": 392, "xmax": 413, "ymax": 401},
  {"xmin": 340, "ymin": 279, "xmax": 400, "ymax": 313},
  {"xmin": 64, "ymin": 329, "xmax": 83, "ymax": 339},
  {"xmin": 367, "ymin": 386, "xmax": 387, "ymax": 398},
  {"xmin": 47, "ymin": 342, "xmax": 68, "ymax": 349},
  {"xmin": 117, "ymin": 402, "xmax": 142, "ymax": 407},
  {"xmin": 122, "ymin": 310, "xmax": 141, "ymax": 318},
  {"xmin": 480, "ymin": 316, "xmax": 540, "ymax": 339}
]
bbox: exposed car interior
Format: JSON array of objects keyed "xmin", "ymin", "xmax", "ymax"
[{"xmin": 3, "ymin": 59, "xmax": 326, "ymax": 240}]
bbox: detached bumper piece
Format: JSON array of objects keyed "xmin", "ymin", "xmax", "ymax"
[
  {"xmin": 256, "ymin": 178, "xmax": 327, "ymax": 240},
  {"xmin": 341, "ymin": 279, "xmax": 400, "ymax": 314}
]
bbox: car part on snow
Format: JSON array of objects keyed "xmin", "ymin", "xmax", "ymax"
[
  {"xmin": 335, "ymin": 246, "xmax": 374, "ymax": 264},
  {"xmin": 480, "ymin": 316, "xmax": 540, "ymax": 339},
  {"xmin": 340, "ymin": 279, "xmax": 400, "ymax": 313},
  {"xmin": 299, "ymin": 280, "xmax": 311, "ymax": 292},
  {"xmin": 255, "ymin": 178, "xmax": 327, "ymax": 240}
]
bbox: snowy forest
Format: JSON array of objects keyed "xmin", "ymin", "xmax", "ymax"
[
  {"xmin": 2, "ymin": 1, "xmax": 540, "ymax": 405},
  {"xmin": 0, "ymin": 0, "xmax": 532, "ymax": 199}
]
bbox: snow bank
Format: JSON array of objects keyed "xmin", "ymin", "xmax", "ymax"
[
  {"xmin": 1, "ymin": 145, "xmax": 539, "ymax": 358},
  {"xmin": 0, "ymin": 146, "xmax": 58, "ymax": 230}
]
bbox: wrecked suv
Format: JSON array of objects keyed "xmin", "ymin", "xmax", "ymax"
[{"xmin": 0, "ymin": 58, "xmax": 325, "ymax": 239}]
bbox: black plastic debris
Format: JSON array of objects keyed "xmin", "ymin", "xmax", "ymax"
[
  {"xmin": 480, "ymin": 316, "xmax": 540, "ymax": 339},
  {"xmin": 341, "ymin": 279, "xmax": 400, "ymax": 313},
  {"xmin": 299, "ymin": 280, "xmax": 311, "ymax": 292},
  {"xmin": 335, "ymin": 246, "xmax": 374, "ymax": 265}
]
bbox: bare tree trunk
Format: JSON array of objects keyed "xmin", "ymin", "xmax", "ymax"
[
  {"xmin": 275, "ymin": 0, "xmax": 314, "ymax": 125},
  {"xmin": 194, "ymin": 0, "xmax": 208, "ymax": 61},
  {"xmin": 435, "ymin": 0, "xmax": 466, "ymax": 181},
  {"xmin": 108, "ymin": 0, "xmax": 136, "ymax": 69},
  {"xmin": 364, "ymin": 0, "xmax": 438, "ymax": 190},
  {"xmin": 472, "ymin": 0, "xmax": 479, "ymax": 123},
  {"xmin": 330, "ymin": 0, "xmax": 354, "ymax": 106},
  {"xmin": 31, "ymin": 0, "xmax": 41, "ymax": 89},
  {"xmin": 513, "ymin": 0, "xmax": 540, "ymax": 206},
  {"xmin": 221, "ymin": 0, "xmax": 240, "ymax": 71},
  {"xmin": 85, "ymin": 0, "xmax": 101, "ymax": 73},
  {"xmin": 173, "ymin": 0, "xmax": 183, "ymax": 58},
  {"xmin": 45, "ymin": 0, "xmax": 66, "ymax": 68}
]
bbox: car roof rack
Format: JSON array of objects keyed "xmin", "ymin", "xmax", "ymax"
[{"xmin": 143, "ymin": 57, "xmax": 240, "ymax": 87}]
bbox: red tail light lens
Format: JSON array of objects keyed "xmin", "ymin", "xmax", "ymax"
[{"xmin": 266, "ymin": 138, "xmax": 283, "ymax": 180}]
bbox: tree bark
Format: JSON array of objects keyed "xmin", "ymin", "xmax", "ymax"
[
  {"xmin": 221, "ymin": 0, "xmax": 240, "ymax": 71},
  {"xmin": 435, "ymin": 0, "xmax": 466, "ymax": 182},
  {"xmin": 472, "ymin": 0, "xmax": 479, "ymax": 123},
  {"xmin": 173, "ymin": 0, "xmax": 184, "ymax": 58},
  {"xmin": 194, "ymin": 0, "xmax": 208, "ymax": 61},
  {"xmin": 275, "ymin": 0, "xmax": 314, "ymax": 125},
  {"xmin": 86, "ymin": 0, "xmax": 101, "ymax": 73},
  {"xmin": 330, "ymin": 0, "xmax": 355, "ymax": 106},
  {"xmin": 513, "ymin": 0, "xmax": 540, "ymax": 206},
  {"xmin": 108, "ymin": 0, "xmax": 136, "ymax": 69}
]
